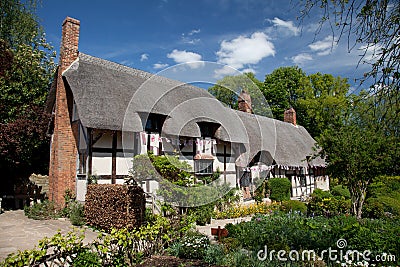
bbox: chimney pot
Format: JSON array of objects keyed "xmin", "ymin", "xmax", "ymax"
[
  {"xmin": 238, "ymin": 89, "xmax": 253, "ymax": 114},
  {"xmin": 284, "ymin": 107, "xmax": 297, "ymax": 126},
  {"xmin": 60, "ymin": 17, "xmax": 80, "ymax": 72}
]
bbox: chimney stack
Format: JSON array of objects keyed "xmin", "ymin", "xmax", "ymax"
[
  {"xmin": 238, "ymin": 89, "xmax": 253, "ymax": 114},
  {"xmin": 284, "ymin": 107, "xmax": 296, "ymax": 126},
  {"xmin": 60, "ymin": 17, "xmax": 80, "ymax": 72},
  {"xmin": 48, "ymin": 17, "xmax": 80, "ymax": 207}
]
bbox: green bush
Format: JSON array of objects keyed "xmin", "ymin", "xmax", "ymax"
[
  {"xmin": 188, "ymin": 203, "xmax": 214, "ymax": 226},
  {"xmin": 203, "ymin": 244, "xmax": 225, "ymax": 265},
  {"xmin": 363, "ymin": 197, "xmax": 385, "ymax": 218},
  {"xmin": 72, "ymin": 249, "xmax": 101, "ymax": 267},
  {"xmin": 280, "ymin": 200, "xmax": 307, "ymax": 214},
  {"xmin": 169, "ymin": 230, "xmax": 210, "ymax": 259},
  {"xmin": 307, "ymin": 189, "xmax": 350, "ymax": 216},
  {"xmin": 24, "ymin": 200, "xmax": 58, "ymax": 220},
  {"xmin": 69, "ymin": 201, "xmax": 85, "ymax": 226},
  {"xmin": 267, "ymin": 178, "xmax": 291, "ymax": 201},
  {"xmin": 364, "ymin": 176, "xmax": 400, "ymax": 218},
  {"xmin": 331, "ymin": 185, "xmax": 350, "ymax": 199},
  {"xmin": 224, "ymin": 213, "xmax": 400, "ymax": 265}
]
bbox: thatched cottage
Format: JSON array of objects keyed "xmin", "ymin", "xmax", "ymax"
[{"xmin": 46, "ymin": 17, "xmax": 328, "ymax": 206}]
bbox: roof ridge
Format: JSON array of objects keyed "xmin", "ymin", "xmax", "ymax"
[{"xmin": 78, "ymin": 52, "xmax": 191, "ymax": 89}]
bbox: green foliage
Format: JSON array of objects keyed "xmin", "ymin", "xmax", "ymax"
[
  {"xmin": 225, "ymin": 213, "xmax": 400, "ymax": 265},
  {"xmin": 1, "ymin": 229, "xmax": 86, "ymax": 266},
  {"xmin": 262, "ymin": 66, "xmax": 309, "ymax": 122},
  {"xmin": 364, "ymin": 196, "xmax": 400, "ymax": 219},
  {"xmin": 267, "ymin": 178, "xmax": 291, "ymax": 201},
  {"xmin": 0, "ymin": 0, "xmax": 55, "ymax": 200},
  {"xmin": 317, "ymin": 92, "xmax": 396, "ymax": 219},
  {"xmin": 72, "ymin": 249, "xmax": 101, "ymax": 267},
  {"xmin": 68, "ymin": 201, "xmax": 85, "ymax": 226},
  {"xmin": 297, "ymin": 72, "xmax": 349, "ymax": 137},
  {"xmin": 203, "ymin": 243, "xmax": 225, "ymax": 265},
  {"xmin": 307, "ymin": 189, "xmax": 350, "ymax": 216},
  {"xmin": 331, "ymin": 184, "xmax": 351, "ymax": 199},
  {"xmin": 208, "ymin": 72, "xmax": 271, "ymax": 117},
  {"xmin": 168, "ymin": 231, "xmax": 210, "ymax": 259},
  {"xmin": 24, "ymin": 200, "xmax": 58, "ymax": 220},
  {"xmin": 279, "ymin": 200, "xmax": 307, "ymax": 214},
  {"xmin": 131, "ymin": 153, "xmax": 192, "ymax": 185},
  {"xmin": 187, "ymin": 203, "xmax": 214, "ymax": 226}
]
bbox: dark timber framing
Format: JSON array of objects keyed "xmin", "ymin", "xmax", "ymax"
[{"xmin": 111, "ymin": 131, "xmax": 117, "ymax": 184}]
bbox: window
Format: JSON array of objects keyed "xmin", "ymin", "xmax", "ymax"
[
  {"xmin": 144, "ymin": 113, "xmax": 166, "ymax": 133},
  {"xmin": 194, "ymin": 159, "xmax": 213, "ymax": 175},
  {"xmin": 198, "ymin": 122, "xmax": 219, "ymax": 138}
]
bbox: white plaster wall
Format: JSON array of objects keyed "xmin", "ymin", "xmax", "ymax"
[
  {"xmin": 92, "ymin": 154, "xmax": 112, "ymax": 175},
  {"xmin": 116, "ymin": 156, "xmax": 133, "ymax": 176},
  {"xmin": 76, "ymin": 180, "xmax": 87, "ymax": 201}
]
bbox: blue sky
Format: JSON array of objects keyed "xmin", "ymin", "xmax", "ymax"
[{"xmin": 37, "ymin": 0, "xmax": 371, "ymax": 91}]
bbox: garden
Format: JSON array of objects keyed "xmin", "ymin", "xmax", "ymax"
[{"xmin": 1, "ymin": 153, "xmax": 399, "ymax": 267}]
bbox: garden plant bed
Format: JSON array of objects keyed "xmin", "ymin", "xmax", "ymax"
[{"xmin": 135, "ymin": 255, "xmax": 224, "ymax": 267}]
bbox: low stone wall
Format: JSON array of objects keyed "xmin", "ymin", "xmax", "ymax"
[{"xmin": 29, "ymin": 174, "xmax": 49, "ymax": 196}]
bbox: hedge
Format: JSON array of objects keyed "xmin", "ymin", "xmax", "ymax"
[
  {"xmin": 267, "ymin": 177, "xmax": 291, "ymax": 201},
  {"xmin": 85, "ymin": 184, "xmax": 145, "ymax": 231}
]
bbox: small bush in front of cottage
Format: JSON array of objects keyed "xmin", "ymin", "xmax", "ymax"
[
  {"xmin": 68, "ymin": 201, "xmax": 85, "ymax": 226},
  {"xmin": 267, "ymin": 177, "xmax": 291, "ymax": 201},
  {"xmin": 279, "ymin": 199, "xmax": 307, "ymax": 214},
  {"xmin": 24, "ymin": 200, "xmax": 58, "ymax": 220}
]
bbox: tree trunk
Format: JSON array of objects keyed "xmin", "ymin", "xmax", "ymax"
[{"xmin": 350, "ymin": 185, "xmax": 367, "ymax": 220}]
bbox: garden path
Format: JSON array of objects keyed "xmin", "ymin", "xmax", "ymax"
[{"xmin": 0, "ymin": 210, "xmax": 98, "ymax": 261}]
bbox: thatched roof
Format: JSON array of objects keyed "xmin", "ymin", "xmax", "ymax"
[{"xmin": 53, "ymin": 53, "xmax": 324, "ymax": 167}]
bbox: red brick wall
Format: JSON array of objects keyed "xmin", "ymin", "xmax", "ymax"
[{"xmin": 48, "ymin": 17, "xmax": 80, "ymax": 207}]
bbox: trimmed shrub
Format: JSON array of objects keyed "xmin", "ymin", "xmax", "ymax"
[
  {"xmin": 267, "ymin": 178, "xmax": 291, "ymax": 201},
  {"xmin": 280, "ymin": 200, "xmax": 307, "ymax": 214},
  {"xmin": 84, "ymin": 184, "xmax": 145, "ymax": 231},
  {"xmin": 331, "ymin": 185, "xmax": 350, "ymax": 199}
]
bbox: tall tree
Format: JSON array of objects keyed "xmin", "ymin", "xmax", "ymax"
[
  {"xmin": 297, "ymin": 73, "xmax": 350, "ymax": 137},
  {"xmin": 0, "ymin": 0, "xmax": 55, "ymax": 200},
  {"xmin": 318, "ymin": 92, "xmax": 396, "ymax": 219},
  {"xmin": 262, "ymin": 66, "xmax": 310, "ymax": 125},
  {"xmin": 208, "ymin": 73, "xmax": 271, "ymax": 117}
]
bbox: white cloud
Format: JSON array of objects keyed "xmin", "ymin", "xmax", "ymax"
[
  {"xmin": 216, "ymin": 32, "xmax": 275, "ymax": 69},
  {"xmin": 167, "ymin": 49, "xmax": 204, "ymax": 69},
  {"xmin": 140, "ymin": 53, "xmax": 149, "ymax": 61},
  {"xmin": 269, "ymin": 17, "xmax": 300, "ymax": 36},
  {"xmin": 358, "ymin": 43, "xmax": 382, "ymax": 63},
  {"xmin": 181, "ymin": 29, "xmax": 201, "ymax": 44},
  {"xmin": 309, "ymin": 35, "xmax": 336, "ymax": 56},
  {"xmin": 153, "ymin": 63, "xmax": 169, "ymax": 69},
  {"xmin": 213, "ymin": 65, "xmax": 238, "ymax": 79},
  {"xmin": 291, "ymin": 53, "xmax": 313, "ymax": 66},
  {"xmin": 188, "ymin": 29, "xmax": 200, "ymax": 36}
]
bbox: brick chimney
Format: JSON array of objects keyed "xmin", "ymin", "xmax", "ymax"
[
  {"xmin": 238, "ymin": 89, "xmax": 253, "ymax": 114},
  {"xmin": 284, "ymin": 107, "xmax": 296, "ymax": 126},
  {"xmin": 48, "ymin": 17, "xmax": 80, "ymax": 207}
]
